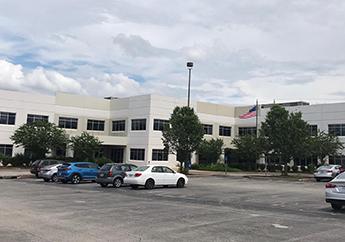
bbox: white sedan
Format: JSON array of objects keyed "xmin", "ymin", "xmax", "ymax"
[
  {"xmin": 325, "ymin": 172, "xmax": 345, "ymax": 210},
  {"xmin": 124, "ymin": 165, "xmax": 188, "ymax": 189}
]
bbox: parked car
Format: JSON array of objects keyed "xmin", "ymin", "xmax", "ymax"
[
  {"xmin": 325, "ymin": 172, "xmax": 345, "ymax": 210},
  {"xmin": 314, "ymin": 165, "xmax": 344, "ymax": 181},
  {"xmin": 96, "ymin": 163, "xmax": 137, "ymax": 188},
  {"xmin": 124, "ymin": 165, "xmax": 188, "ymax": 189},
  {"xmin": 57, "ymin": 162, "xmax": 99, "ymax": 184},
  {"xmin": 38, "ymin": 163, "xmax": 63, "ymax": 182},
  {"xmin": 30, "ymin": 159, "xmax": 64, "ymax": 177}
]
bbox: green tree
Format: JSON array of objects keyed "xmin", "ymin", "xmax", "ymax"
[
  {"xmin": 260, "ymin": 105, "xmax": 310, "ymax": 175},
  {"xmin": 232, "ymin": 135, "xmax": 265, "ymax": 163},
  {"xmin": 70, "ymin": 132, "xmax": 103, "ymax": 161},
  {"xmin": 11, "ymin": 121, "xmax": 68, "ymax": 160},
  {"xmin": 310, "ymin": 131, "xmax": 344, "ymax": 163},
  {"xmin": 162, "ymin": 106, "xmax": 204, "ymax": 173},
  {"xmin": 197, "ymin": 138, "xmax": 224, "ymax": 164}
]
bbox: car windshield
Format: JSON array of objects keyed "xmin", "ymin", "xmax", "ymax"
[
  {"xmin": 134, "ymin": 166, "xmax": 149, "ymax": 172},
  {"xmin": 317, "ymin": 165, "xmax": 333, "ymax": 171}
]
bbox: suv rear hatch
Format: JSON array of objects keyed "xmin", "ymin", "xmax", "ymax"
[{"xmin": 98, "ymin": 164, "xmax": 113, "ymax": 178}]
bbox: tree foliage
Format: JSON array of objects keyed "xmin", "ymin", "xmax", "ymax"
[
  {"xmin": 309, "ymin": 131, "xmax": 344, "ymax": 162},
  {"xmin": 11, "ymin": 121, "xmax": 68, "ymax": 160},
  {"xmin": 197, "ymin": 138, "xmax": 224, "ymax": 164},
  {"xmin": 162, "ymin": 106, "xmax": 204, "ymax": 172},
  {"xmin": 70, "ymin": 132, "xmax": 103, "ymax": 161},
  {"xmin": 232, "ymin": 135, "xmax": 265, "ymax": 162}
]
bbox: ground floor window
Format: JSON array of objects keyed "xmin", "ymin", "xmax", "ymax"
[
  {"xmin": 130, "ymin": 149, "xmax": 145, "ymax": 161},
  {"xmin": 0, "ymin": 144, "xmax": 13, "ymax": 157},
  {"xmin": 152, "ymin": 149, "xmax": 168, "ymax": 161},
  {"xmin": 329, "ymin": 155, "xmax": 345, "ymax": 166}
]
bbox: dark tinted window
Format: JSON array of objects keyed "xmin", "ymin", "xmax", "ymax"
[
  {"xmin": 87, "ymin": 119, "xmax": 105, "ymax": 131},
  {"xmin": 162, "ymin": 167, "xmax": 174, "ymax": 173},
  {"xmin": 101, "ymin": 164, "xmax": 113, "ymax": 171},
  {"xmin": 88, "ymin": 163, "xmax": 98, "ymax": 169},
  {"xmin": 238, "ymin": 127, "xmax": 256, "ymax": 136},
  {"xmin": 219, "ymin": 126, "xmax": 231, "ymax": 136},
  {"xmin": 203, "ymin": 124, "xmax": 213, "ymax": 135},
  {"xmin": 151, "ymin": 166, "xmax": 163, "ymax": 173},
  {"xmin": 328, "ymin": 124, "xmax": 345, "ymax": 136},
  {"xmin": 59, "ymin": 117, "xmax": 78, "ymax": 129},
  {"xmin": 75, "ymin": 163, "xmax": 88, "ymax": 168},
  {"xmin": 130, "ymin": 149, "xmax": 145, "ymax": 160},
  {"xmin": 0, "ymin": 112, "xmax": 16, "ymax": 125},
  {"xmin": 153, "ymin": 119, "xmax": 169, "ymax": 131},
  {"xmin": 27, "ymin": 114, "xmax": 49, "ymax": 124},
  {"xmin": 129, "ymin": 165, "xmax": 137, "ymax": 171},
  {"xmin": 308, "ymin": 125, "xmax": 317, "ymax": 136},
  {"xmin": 152, "ymin": 149, "xmax": 168, "ymax": 161},
  {"xmin": 0, "ymin": 144, "xmax": 13, "ymax": 157},
  {"xmin": 131, "ymin": 119, "xmax": 146, "ymax": 131},
  {"xmin": 112, "ymin": 120, "xmax": 126, "ymax": 131}
]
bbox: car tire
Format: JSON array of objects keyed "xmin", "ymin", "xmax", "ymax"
[
  {"xmin": 145, "ymin": 179, "xmax": 155, "ymax": 190},
  {"xmin": 35, "ymin": 173, "xmax": 39, "ymax": 178},
  {"xmin": 71, "ymin": 174, "xmax": 81, "ymax": 184},
  {"xmin": 130, "ymin": 185, "xmax": 138, "ymax": 189},
  {"xmin": 113, "ymin": 178, "xmax": 123, "ymax": 188},
  {"xmin": 315, "ymin": 178, "xmax": 320, "ymax": 182},
  {"xmin": 176, "ymin": 178, "xmax": 185, "ymax": 188},
  {"xmin": 100, "ymin": 183, "xmax": 108, "ymax": 187},
  {"xmin": 331, "ymin": 203, "xmax": 342, "ymax": 210},
  {"xmin": 51, "ymin": 174, "xmax": 58, "ymax": 183},
  {"xmin": 43, "ymin": 178, "xmax": 50, "ymax": 182}
]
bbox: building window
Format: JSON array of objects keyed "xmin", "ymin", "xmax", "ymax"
[
  {"xmin": 308, "ymin": 125, "xmax": 318, "ymax": 136},
  {"xmin": 27, "ymin": 114, "xmax": 49, "ymax": 124},
  {"xmin": 131, "ymin": 119, "xmax": 146, "ymax": 131},
  {"xmin": 219, "ymin": 126, "xmax": 231, "ymax": 136},
  {"xmin": 238, "ymin": 127, "xmax": 256, "ymax": 136},
  {"xmin": 58, "ymin": 117, "xmax": 78, "ymax": 129},
  {"xmin": 152, "ymin": 149, "xmax": 169, "ymax": 161},
  {"xmin": 0, "ymin": 112, "xmax": 16, "ymax": 125},
  {"xmin": 112, "ymin": 120, "xmax": 125, "ymax": 131},
  {"xmin": 153, "ymin": 119, "xmax": 169, "ymax": 131},
  {"xmin": 0, "ymin": 144, "xmax": 13, "ymax": 157},
  {"xmin": 87, "ymin": 119, "xmax": 105, "ymax": 131},
  {"xmin": 202, "ymin": 124, "xmax": 213, "ymax": 135},
  {"xmin": 130, "ymin": 148, "xmax": 145, "ymax": 160},
  {"xmin": 328, "ymin": 124, "xmax": 345, "ymax": 136}
]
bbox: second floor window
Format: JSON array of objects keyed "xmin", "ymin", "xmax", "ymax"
[
  {"xmin": 112, "ymin": 120, "xmax": 126, "ymax": 131},
  {"xmin": 58, "ymin": 117, "xmax": 78, "ymax": 129},
  {"xmin": 131, "ymin": 119, "xmax": 146, "ymax": 131},
  {"xmin": 153, "ymin": 119, "xmax": 169, "ymax": 131},
  {"xmin": 219, "ymin": 126, "xmax": 231, "ymax": 137},
  {"xmin": 87, "ymin": 119, "xmax": 105, "ymax": 131},
  {"xmin": 0, "ymin": 112, "xmax": 16, "ymax": 125},
  {"xmin": 238, "ymin": 127, "xmax": 256, "ymax": 136},
  {"xmin": 27, "ymin": 114, "xmax": 49, "ymax": 124},
  {"xmin": 328, "ymin": 124, "xmax": 345, "ymax": 136},
  {"xmin": 308, "ymin": 125, "xmax": 318, "ymax": 136},
  {"xmin": 203, "ymin": 124, "xmax": 213, "ymax": 135}
]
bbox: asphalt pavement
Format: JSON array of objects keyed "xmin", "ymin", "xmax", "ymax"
[{"xmin": 0, "ymin": 176, "xmax": 344, "ymax": 242}]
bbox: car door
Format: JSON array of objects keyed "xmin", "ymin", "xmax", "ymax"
[
  {"xmin": 162, "ymin": 166, "xmax": 177, "ymax": 185},
  {"xmin": 88, "ymin": 163, "xmax": 99, "ymax": 179},
  {"xmin": 151, "ymin": 166, "xmax": 164, "ymax": 185}
]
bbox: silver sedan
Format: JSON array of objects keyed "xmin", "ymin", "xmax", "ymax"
[
  {"xmin": 325, "ymin": 172, "xmax": 345, "ymax": 210},
  {"xmin": 314, "ymin": 165, "xmax": 344, "ymax": 181}
]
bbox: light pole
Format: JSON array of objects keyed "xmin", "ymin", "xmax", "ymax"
[{"xmin": 186, "ymin": 62, "xmax": 193, "ymax": 107}]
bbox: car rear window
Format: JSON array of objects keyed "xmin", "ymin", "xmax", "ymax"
[
  {"xmin": 135, "ymin": 166, "xmax": 149, "ymax": 171},
  {"xmin": 317, "ymin": 165, "xmax": 332, "ymax": 170},
  {"xmin": 100, "ymin": 164, "xmax": 113, "ymax": 171},
  {"xmin": 335, "ymin": 173, "xmax": 345, "ymax": 180}
]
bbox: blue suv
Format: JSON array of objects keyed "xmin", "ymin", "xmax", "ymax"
[{"xmin": 57, "ymin": 162, "xmax": 99, "ymax": 184}]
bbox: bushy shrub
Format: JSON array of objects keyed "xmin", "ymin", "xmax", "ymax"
[
  {"xmin": 5, "ymin": 153, "xmax": 32, "ymax": 167},
  {"xmin": 191, "ymin": 163, "xmax": 242, "ymax": 172},
  {"xmin": 95, "ymin": 157, "xmax": 113, "ymax": 167}
]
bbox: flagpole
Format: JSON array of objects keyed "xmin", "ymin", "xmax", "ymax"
[{"xmin": 255, "ymin": 99, "xmax": 259, "ymax": 138}]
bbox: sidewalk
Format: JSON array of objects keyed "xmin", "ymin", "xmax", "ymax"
[
  {"xmin": 189, "ymin": 169, "xmax": 314, "ymax": 180},
  {"xmin": 0, "ymin": 168, "xmax": 32, "ymax": 179}
]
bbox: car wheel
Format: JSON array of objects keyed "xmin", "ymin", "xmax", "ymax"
[
  {"xmin": 51, "ymin": 174, "xmax": 58, "ymax": 183},
  {"xmin": 331, "ymin": 203, "xmax": 342, "ymax": 210},
  {"xmin": 315, "ymin": 178, "xmax": 320, "ymax": 182},
  {"xmin": 100, "ymin": 183, "xmax": 108, "ymax": 187},
  {"xmin": 130, "ymin": 185, "xmax": 138, "ymax": 189},
  {"xmin": 71, "ymin": 174, "xmax": 81, "ymax": 184},
  {"xmin": 43, "ymin": 178, "xmax": 50, "ymax": 182},
  {"xmin": 35, "ymin": 173, "xmax": 39, "ymax": 178},
  {"xmin": 145, "ymin": 179, "xmax": 155, "ymax": 190},
  {"xmin": 113, "ymin": 178, "xmax": 123, "ymax": 188},
  {"xmin": 176, "ymin": 178, "xmax": 185, "ymax": 188}
]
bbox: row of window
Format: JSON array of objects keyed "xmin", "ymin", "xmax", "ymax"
[
  {"xmin": 130, "ymin": 148, "xmax": 169, "ymax": 161},
  {"xmin": 0, "ymin": 144, "xmax": 13, "ymax": 157}
]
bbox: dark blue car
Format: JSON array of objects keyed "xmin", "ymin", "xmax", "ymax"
[{"xmin": 57, "ymin": 162, "xmax": 99, "ymax": 184}]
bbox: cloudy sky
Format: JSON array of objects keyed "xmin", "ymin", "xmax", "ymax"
[{"xmin": 1, "ymin": 0, "xmax": 345, "ymax": 105}]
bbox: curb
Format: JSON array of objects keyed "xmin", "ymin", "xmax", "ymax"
[{"xmin": 0, "ymin": 175, "xmax": 19, "ymax": 179}]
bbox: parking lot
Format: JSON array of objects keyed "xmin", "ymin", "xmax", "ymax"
[{"xmin": 0, "ymin": 176, "xmax": 344, "ymax": 242}]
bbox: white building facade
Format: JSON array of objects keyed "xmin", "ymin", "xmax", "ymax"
[{"xmin": 1, "ymin": 89, "xmax": 345, "ymax": 167}]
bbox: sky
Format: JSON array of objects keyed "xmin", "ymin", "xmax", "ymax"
[{"xmin": 1, "ymin": 0, "xmax": 345, "ymax": 105}]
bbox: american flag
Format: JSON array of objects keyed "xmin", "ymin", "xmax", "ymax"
[{"xmin": 239, "ymin": 105, "xmax": 257, "ymax": 119}]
